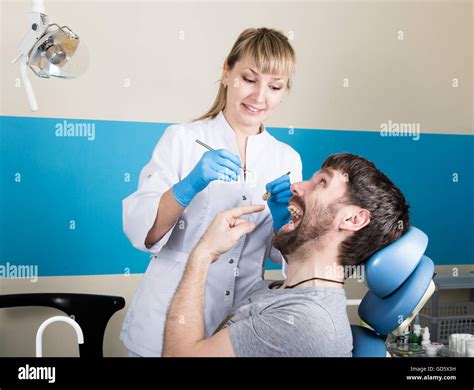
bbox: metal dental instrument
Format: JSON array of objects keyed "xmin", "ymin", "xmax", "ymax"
[
  {"xmin": 195, "ymin": 139, "xmax": 250, "ymax": 172},
  {"xmin": 262, "ymin": 171, "xmax": 291, "ymax": 201}
]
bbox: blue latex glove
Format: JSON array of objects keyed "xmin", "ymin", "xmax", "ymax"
[
  {"xmin": 266, "ymin": 174, "xmax": 293, "ymax": 232},
  {"xmin": 172, "ymin": 149, "xmax": 242, "ymax": 206}
]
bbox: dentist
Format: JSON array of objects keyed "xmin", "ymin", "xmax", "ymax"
[{"xmin": 120, "ymin": 27, "xmax": 303, "ymax": 357}]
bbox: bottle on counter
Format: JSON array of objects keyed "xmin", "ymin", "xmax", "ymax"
[
  {"xmin": 411, "ymin": 324, "xmax": 422, "ymax": 344},
  {"xmin": 421, "ymin": 327, "xmax": 431, "ymax": 349}
]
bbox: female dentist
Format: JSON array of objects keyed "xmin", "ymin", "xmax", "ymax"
[{"xmin": 120, "ymin": 27, "xmax": 303, "ymax": 357}]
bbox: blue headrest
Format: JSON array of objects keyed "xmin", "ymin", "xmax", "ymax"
[
  {"xmin": 365, "ymin": 227, "xmax": 428, "ymax": 298},
  {"xmin": 359, "ymin": 255, "xmax": 434, "ymax": 335},
  {"xmin": 351, "ymin": 325, "xmax": 387, "ymax": 357}
]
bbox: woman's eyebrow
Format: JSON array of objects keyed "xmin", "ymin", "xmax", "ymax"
[{"xmin": 243, "ymin": 67, "xmax": 284, "ymax": 81}]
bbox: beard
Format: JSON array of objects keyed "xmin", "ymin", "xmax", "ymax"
[{"xmin": 272, "ymin": 199, "xmax": 341, "ymax": 258}]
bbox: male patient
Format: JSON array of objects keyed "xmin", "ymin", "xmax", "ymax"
[{"xmin": 162, "ymin": 153, "xmax": 410, "ymax": 357}]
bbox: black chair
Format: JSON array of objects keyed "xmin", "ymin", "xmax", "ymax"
[{"xmin": 0, "ymin": 293, "xmax": 125, "ymax": 357}]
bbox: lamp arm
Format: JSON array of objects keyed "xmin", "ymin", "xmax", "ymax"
[
  {"xmin": 31, "ymin": 0, "xmax": 45, "ymax": 14},
  {"xmin": 20, "ymin": 57, "xmax": 38, "ymax": 111}
]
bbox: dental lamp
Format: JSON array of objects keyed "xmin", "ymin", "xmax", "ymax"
[{"xmin": 11, "ymin": 0, "xmax": 87, "ymax": 111}]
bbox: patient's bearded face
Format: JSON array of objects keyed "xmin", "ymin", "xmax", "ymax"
[
  {"xmin": 272, "ymin": 196, "xmax": 338, "ymax": 257},
  {"xmin": 272, "ymin": 168, "xmax": 347, "ymax": 257}
]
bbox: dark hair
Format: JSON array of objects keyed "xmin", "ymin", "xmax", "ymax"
[{"xmin": 322, "ymin": 153, "xmax": 410, "ymax": 268}]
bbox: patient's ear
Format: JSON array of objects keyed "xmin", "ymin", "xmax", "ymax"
[{"xmin": 339, "ymin": 207, "xmax": 370, "ymax": 232}]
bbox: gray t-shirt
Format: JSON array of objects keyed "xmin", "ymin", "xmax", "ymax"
[{"xmin": 222, "ymin": 280, "xmax": 353, "ymax": 357}]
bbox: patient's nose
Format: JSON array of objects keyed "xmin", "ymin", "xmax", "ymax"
[{"xmin": 290, "ymin": 181, "xmax": 306, "ymax": 199}]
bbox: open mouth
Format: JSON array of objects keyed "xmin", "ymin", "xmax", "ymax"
[
  {"xmin": 280, "ymin": 203, "xmax": 304, "ymax": 232},
  {"xmin": 242, "ymin": 103, "xmax": 264, "ymax": 115}
]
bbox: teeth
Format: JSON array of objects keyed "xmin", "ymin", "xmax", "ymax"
[
  {"xmin": 244, "ymin": 104, "xmax": 261, "ymax": 112},
  {"xmin": 288, "ymin": 204, "xmax": 303, "ymax": 219}
]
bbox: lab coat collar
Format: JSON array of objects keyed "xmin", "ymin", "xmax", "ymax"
[{"xmin": 214, "ymin": 110, "xmax": 270, "ymax": 143}]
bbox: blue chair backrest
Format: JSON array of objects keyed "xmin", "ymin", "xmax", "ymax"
[{"xmin": 351, "ymin": 227, "xmax": 436, "ymax": 357}]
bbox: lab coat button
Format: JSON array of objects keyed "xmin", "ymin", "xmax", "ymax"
[
  {"xmin": 229, "ymin": 259, "xmax": 234, "ymax": 264},
  {"xmin": 242, "ymin": 195, "xmax": 247, "ymax": 201},
  {"xmin": 225, "ymin": 290, "xmax": 231, "ymax": 296}
]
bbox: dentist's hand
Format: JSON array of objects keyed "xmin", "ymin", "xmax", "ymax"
[
  {"xmin": 172, "ymin": 149, "xmax": 242, "ymax": 206},
  {"xmin": 266, "ymin": 174, "xmax": 292, "ymax": 232},
  {"xmin": 194, "ymin": 204, "xmax": 265, "ymax": 262}
]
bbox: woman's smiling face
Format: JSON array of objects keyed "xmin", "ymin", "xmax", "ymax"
[{"xmin": 222, "ymin": 56, "xmax": 289, "ymax": 129}]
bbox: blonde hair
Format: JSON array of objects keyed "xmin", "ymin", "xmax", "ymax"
[{"xmin": 195, "ymin": 27, "xmax": 296, "ymax": 122}]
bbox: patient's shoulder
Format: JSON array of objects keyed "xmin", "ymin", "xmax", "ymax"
[
  {"xmin": 274, "ymin": 299, "xmax": 352, "ymax": 356},
  {"xmin": 272, "ymin": 298, "xmax": 337, "ymax": 329}
]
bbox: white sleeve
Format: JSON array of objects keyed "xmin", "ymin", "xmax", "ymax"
[
  {"xmin": 122, "ymin": 124, "xmax": 183, "ymax": 254},
  {"xmin": 268, "ymin": 149, "xmax": 303, "ymax": 278},
  {"xmin": 288, "ymin": 152, "xmax": 303, "ymax": 185}
]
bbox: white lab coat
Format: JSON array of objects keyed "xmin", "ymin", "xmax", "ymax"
[{"xmin": 120, "ymin": 111, "xmax": 303, "ymax": 356}]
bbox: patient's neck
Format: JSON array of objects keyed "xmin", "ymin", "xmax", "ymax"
[{"xmin": 281, "ymin": 239, "xmax": 344, "ymax": 289}]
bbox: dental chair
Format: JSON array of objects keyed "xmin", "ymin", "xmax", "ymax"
[
  {"xmin": 0, "ymin": 293, "xmax": 125, "ymax": 357},
  {"xmin": 351, "ymin": 226, "xmax": 435, "ymax": 357}
]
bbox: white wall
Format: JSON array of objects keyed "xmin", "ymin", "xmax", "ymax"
[{"xmin": 1, "ymin": 0, "xmax": 471, "ymax": 133}]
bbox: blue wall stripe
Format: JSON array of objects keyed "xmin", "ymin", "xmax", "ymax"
[{"xmin": 1, "ymin": 116, "xmax": 472, "ymax": 277}]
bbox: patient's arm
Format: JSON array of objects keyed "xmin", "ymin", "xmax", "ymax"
[
  {"xmin": 162, "ymin": 245, "xmax": 235, "ymax": 357},
  {"xmin": 163, "ymin": 205, "xmax": 264, "ymax": 357}
]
